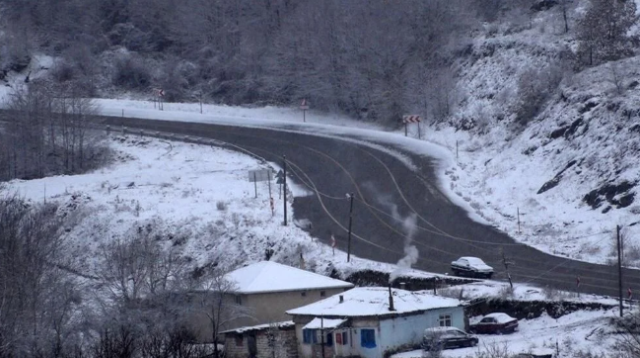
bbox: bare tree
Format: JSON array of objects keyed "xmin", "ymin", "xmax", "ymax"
[
  {"xmin": 576, "ymin": 0, "xmax": 638, "ymax": 67},
  {"xmin": 267, "ymin": 322, "xmax": 291, "ymax": 358},
  {"xmin": 97, "ymin": 219, "xmax": 190, "ymax": 304},
  {"xmin": 0, "ymin": 195, "xmax": 85, "ymax": 357},
  {"xmin": 193, "ymin": 265, "xmax": 249, "ymax": 358}
]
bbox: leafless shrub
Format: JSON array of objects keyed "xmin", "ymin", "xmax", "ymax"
[
  {"xmin": 112, "ymin": 55, "xmax": 151, "ymax": 90},
  {"xmin": 608, "ymin": 62, "xmax": 625, "ymax": 96},
  {"xmin": 514, "ymin": 63, "xmax": 563, "ymax": 127},
  {"xmin": 475, "ymin": 341, "xmax": 510, "ymax": 358},
  {"xmin": 216, "ymin": 201, "xmax": 228, "ymax": 211}
]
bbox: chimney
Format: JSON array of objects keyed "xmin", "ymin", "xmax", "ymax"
[
  {"xmin": 388, "ymin": 285, "xmax": 395, "ymax": 311},
  {"xmin": 339, "ymin": 295, "xmax": 344, "ymax": 303},
  {"xmin": 399, "ymin": 282, "xmax": 406, "ymax": 290}
]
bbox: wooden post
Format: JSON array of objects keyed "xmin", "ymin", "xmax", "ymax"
[
  {"xmin": 254, "ymin": 172, "xmax": 258, "ymax": 199},
  {"xmin": 347, "ymin": 193, "xmax": 354, "ymax": 263},
  {"xmin": 618, "ymin": 225, "xmax": 624, "ymax": 317},
  {"xmin": 283, "ymin": 156, "xmax": 288, "ymax": 226}
]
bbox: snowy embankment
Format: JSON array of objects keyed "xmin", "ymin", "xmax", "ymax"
[
  {"xmin": 3, "ymin": 132, "xmax": 448, "ymax": 281},
  {"xmin": 393, "ymin": 308, "xmax": 617, "ymax": 358}
]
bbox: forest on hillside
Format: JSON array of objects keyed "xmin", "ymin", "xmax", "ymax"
[
  {"xmin": 1, "ymin": 0, "xmax": 637, "ymax": 126},
  {"xmin": 0, "ymin": 0, "xmax": 539, "ymax": 123}
]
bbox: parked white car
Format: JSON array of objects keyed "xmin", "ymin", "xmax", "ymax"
[{"xmin": 450, "ymin": 257, "xmax": 494, "ymax": 278}]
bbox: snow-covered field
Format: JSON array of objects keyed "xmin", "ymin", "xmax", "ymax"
[
  {"xmin": 3, "ymin": 132, "xmax": 451, "ymax": 280},
  {"xmin": 392, "ymin": 308, "xmax": 617, "ymax": 358}
]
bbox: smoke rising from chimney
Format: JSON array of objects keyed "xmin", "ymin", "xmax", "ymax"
[
  {"xmin": 363, "ymin": 185, "xmax": 420, "ymax": 285},
  {"xmin": 385, "ymin": 199, "xmax": 419, "ymax": 284}
]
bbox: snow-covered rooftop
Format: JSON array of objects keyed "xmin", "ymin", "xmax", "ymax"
[
  {"xmin": 287, "ymin": 287, "xmax": 461, "ymax": 318},
  {"xmin": 303, "ymin": 318, "xmax": 347, "ymax": 330},
  {"xmin": 227, "ymin": 261, "xmax": 353, "ymax": 294},
  {"xmin": 221, "ymin": 321, "xmax": 295, "ymax": 334}
]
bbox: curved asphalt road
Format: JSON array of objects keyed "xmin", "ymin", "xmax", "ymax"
[{"xmin": 97, "ymin": 116, "xmax": 639, "ymax": 298}]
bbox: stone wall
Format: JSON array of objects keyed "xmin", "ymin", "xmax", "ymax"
[
  {"xmin": 225, "ymin": 328, "xmax": 298, "ymax": 358},
  {"xmin": 256, "ymin": 329, "xmax": 298, "ymax": 358}
]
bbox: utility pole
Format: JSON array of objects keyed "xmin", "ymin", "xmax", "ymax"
[
  {"xmin": 501, "ymin": 247, "xmax": 514, "ymax": 292},
  {"xmin": 347, "ymin": 193, "xmax": 355, "ymax": 262},
  {"xmin": 253, "ymin": 172, "xmax": 258, "ymax": 198},
  {"xmin": 617, "ymin": 224, "xmax": 623, "ymax": 317},
  {"xmin": 283, "ymin": 155, "xmax": 288, "ymax": 226}
]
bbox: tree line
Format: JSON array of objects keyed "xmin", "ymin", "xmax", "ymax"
[
  {"xmin": 0, "ymin": 0, "xmax": 637, "ymax": 128},
  {"xmin": 0, "ymin": 1, "xmax": 528, "ymax": 124},
  {"xmin": 0, "ymin": 82, "xmax": 111, "ymax": 181}
]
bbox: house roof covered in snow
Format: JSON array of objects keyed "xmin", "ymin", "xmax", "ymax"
[
  {"xmin": 287, "ymin": 287, "xmax": 461, "ymax": 318},
  {"xmin": 226, "ymin": 261, "xmax": 353, "ymax": 294},
  {"xmin": 221, "ymin": 321, "xmax": 295, "ymax": 334}
]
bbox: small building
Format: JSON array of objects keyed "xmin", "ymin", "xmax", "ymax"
[
  {"xmin": 191, "ymin": 261, "xmax": 354, "ymax": 341},
  {"xmin": 286, "ymin": 287, "xmax": 464, "ymax": 358},
  {"xmin": 223, "ymin": 321, "xmax": 298, "ymax": 358}
]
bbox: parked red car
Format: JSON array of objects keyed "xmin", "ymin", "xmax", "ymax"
[{"xmin": 469, "ymin": 313, "xmax": 518, "ymax": 334}]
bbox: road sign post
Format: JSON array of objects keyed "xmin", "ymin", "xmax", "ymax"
[
  {"xmin": 254, "ymin": 172, "xmax": 258, "ymax": 198},
  {"xmin": 300, "ymin": 99, "xmax": 310, "ymax": 122},
  {"xmin": 331, "ymin": 234, "xmax": 336, "ymax": 256},
  {"xmin": 402, "ymin": 115, "xmax": 422, "ymax": 138},
  {"xmin": 276, "ymin": 170, "xmax": 285, "ymax": 200},
  {"xmin": 248, "ymin": 169, "xmax": 272, "ymax": 199}
]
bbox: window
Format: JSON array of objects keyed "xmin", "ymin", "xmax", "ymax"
[
  {"xmin": 335, "ymin": 331, "xmax": 348, "ymax": 345},
  {"xmin": 234, "ymin": 335, "xmax": 243, "ymax": 347},
  {"xmin": 320, "ymin": 290, "xmax": 326, "ymax": 297},
  {"xmin": 326, "ymin": 333, "xmax": 333, "ymax": 347},
  {"xmin": 235, "ymin": 295, "xmax": 242, "ymax": 305},
  {"xmin": 439, "ymin": 314, "xmax": 452, "ymax": 327},
  {"xmin": 302, "ymin": 329, "xmax": 317, "ymax": 344},
  {"xmin": 360, "ymin": 329, "xmax": 376, "ymax": 348},
  {"xmin": 301, "ymin": 291, "xmax": 307, "ymax": 297}
]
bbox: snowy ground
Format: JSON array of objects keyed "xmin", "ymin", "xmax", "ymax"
[
  {"xmin": 392, "ymin": 308, "xmax": 618, "ymax": 358},
  {"xmin": 85, "ymin": 94, "xmax": 640, "ymax": 269},
  {"xmin": 3, "ymin": 132, "xmax": 451, "ymax": 280},
  {"xmin": 2, "ymin": 27, "xmax": 639, "ymax": 271}
]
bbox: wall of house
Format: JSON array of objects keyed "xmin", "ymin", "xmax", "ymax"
[
  {"xmin": 292, "ymin": 307, "xmax": 464, "ymax": 358},
  {"xmin": 225, "ymin": 329, "xmax": 298, "ymax": 358},
  {"xmin": 189, "ymin": 287, "xmax": 349, "ymax": 342},
  {"xmin": 235, "ymin": 287, "xmax": 349, "ymax": 328},
  {"xmin": 224, "ymin": 334, "xmax": 247, "ymax": 358},
  {"xmin": 293, "ymin": 316, "xmax": 383, "ymax": 358},
  {"xmin": 378, "ymin": 307, "xmax": 465, "ymax": 356}
]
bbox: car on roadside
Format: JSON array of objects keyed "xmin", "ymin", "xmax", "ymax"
[
  {"xmin": 469, "ymin": 312, "xmax": 518, "ymax": 334},
  {"xmin": 450, "ymin": 256, "xmax": 494, "ymax": 278},
  {"xmin": 421, "ymin": 327, "xmax": 479, "ymax": 351}
]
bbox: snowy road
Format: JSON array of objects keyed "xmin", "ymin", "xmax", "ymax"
[{"xmin": 94, "ymin": 115, "xmax": 638, "ymax": 298}]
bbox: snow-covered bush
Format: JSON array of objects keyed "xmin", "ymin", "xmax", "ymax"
[
  {"xmin": 513, "ymin": 62, "xmax": 563, "ymax": 127},
  {"xmin": 112, "ymin": 54, "xmax": 151, "ymax": 90}
]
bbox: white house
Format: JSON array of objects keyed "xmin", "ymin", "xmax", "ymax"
[{"xmin": 286, "ymin": 287, "xmax": 464, "ymax": 358}]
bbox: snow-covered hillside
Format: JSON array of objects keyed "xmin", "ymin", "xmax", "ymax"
[
  {"xmin": 429, "ymin": 6, "xmax": 640, "ymax": 267},
  {"xmin": 4, "ymin": 132, "xmax": 448, "ymax": 281}
]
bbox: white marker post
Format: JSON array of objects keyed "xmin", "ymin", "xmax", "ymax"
[{"xmin": 300, "ymin": 99, "xmax": 309, "ymax": 122}]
